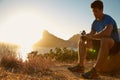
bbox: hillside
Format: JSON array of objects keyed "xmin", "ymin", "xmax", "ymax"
[
  {"xmin": 68, "ymin": 34, "xmax": 80, "ymax": 47},
  {"xmin": 33, "ymin": 30, "xmax": 76, "ymax": 48}
]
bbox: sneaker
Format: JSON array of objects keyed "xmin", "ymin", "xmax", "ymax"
[
  {"xmin": 68, "ymin": 64, "xmax": 85, "ymax": 73},
  {"xmin": 82, "ymin": 68, "xmax": 100, "ymax": 79}
]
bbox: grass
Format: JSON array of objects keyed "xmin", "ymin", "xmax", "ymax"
[
  {"xmin": 23, "ymin": 55, "xmax": 54, "ymax": 75},
  {"xmin": 0, "ymin": 42, "xmax": 55, "ymax": 79},
  {"xmin": 0, "ymin": 52, "xmax": 68, "ymax": 80},
  {"xmin": 0, "ymin": 54, "xmax": 23, "ymax": 73},
  {"xmin": 0, "ymin": 54, "xmax": 54, "ymax": 75}
]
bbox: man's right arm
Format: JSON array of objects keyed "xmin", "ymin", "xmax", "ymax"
[{"xmin": 85, "ymin": 30, "xmax": 96, "ymax": 40}]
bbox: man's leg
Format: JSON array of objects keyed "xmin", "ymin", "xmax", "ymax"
[
  {"xmin": 68, "ymin": 38, "xmax": 93, "ymax": 73},
  {"xmin": 78, "ymin": 39, "xmax": 93, "ymax": 66},
  {"xmin": 94, "ymin": 38, "xmax": 114, "ymax": 71},
  {"xmin": 82, "ymin": 38, "xmax": 114, "ymax": 79},
  {"xmin": 68, "ymin": 39, "xmax": 87, "ymax": 73},
  {"xmin": 78, "ymin": 40, "xmax": 86, "ymax": 66}
]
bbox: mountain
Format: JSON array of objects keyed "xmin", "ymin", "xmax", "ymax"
[
  {"xmin": 33, "ymin": 30, "xmax": 77, "ymax": 48},
  {"xmin": 68, "ymin": 34, "xmax": 80, "ymax": 47}
]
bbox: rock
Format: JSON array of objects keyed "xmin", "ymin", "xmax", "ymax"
[{"xmin": 99, "ymin": 51, "xmax": 120, "ymax": 73}]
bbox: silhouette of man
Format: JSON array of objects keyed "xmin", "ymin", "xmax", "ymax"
[{"xmin": 68, "ymin": 0, "xmax": 120, "ymax": 79}]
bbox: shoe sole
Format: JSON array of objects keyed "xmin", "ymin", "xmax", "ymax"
[{"xmin": 68, "ymin": 68, "xmax": 84, "ymax": 73}]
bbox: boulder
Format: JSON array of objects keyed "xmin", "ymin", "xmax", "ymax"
[{"xmin": 99, "ymin": 51, "xmax": 120, "ymax": 72}]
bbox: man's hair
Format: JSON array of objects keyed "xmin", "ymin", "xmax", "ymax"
[{"xmin": 91, "ymin": 0, "xmax": 103, "ymax": 10}]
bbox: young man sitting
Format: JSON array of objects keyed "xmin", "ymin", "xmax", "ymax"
[{"xmin": 68, "ymin": 0, "xmax": 120, "ymax": 79}]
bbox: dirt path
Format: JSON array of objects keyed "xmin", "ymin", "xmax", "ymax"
[
  {"xmin": 50, "ymin": 61, "xmax": 120, "ymax": 80},
  {"xmin": 51, "ymin": 64, "xmax": 83, "ymax": 80}
]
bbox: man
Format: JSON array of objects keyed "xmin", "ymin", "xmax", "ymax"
[{"xmin": 68, "ymin": 0, "xmax": 120, "ymax": 79}]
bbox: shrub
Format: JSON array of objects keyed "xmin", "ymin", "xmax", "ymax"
[
  {"xmin": 0, "ymin": 42, "xmax": 18, "ymax": 60},
  {"xmin": 86, "ymin": 48, "xmax": 98, "ymax": 60},
  {"xmin": 0, "ymin": 52, "xmax": 54, "ymax": 76},
  {"xmin": 0, "ymin": 54, "xmax": 23, "ymax": 73},
  {"xmin": 23, "ymin": 55, "xmax": 53, "ymax": 75},
  {"xmin": 44, "ymin": 47, "xmax": 78, "ymax": 63}
]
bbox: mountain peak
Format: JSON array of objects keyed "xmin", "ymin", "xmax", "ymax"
[
  {"xmin": 42, "ymin": 30, "xmax": 62, "ymax": 41},
  {"xmin": 34, "ymin": 30, "xmax": 68, "ymax": 48},
  {"xmin": 42, "ymin": 30, "xmax": 49, "ymax": 35}
]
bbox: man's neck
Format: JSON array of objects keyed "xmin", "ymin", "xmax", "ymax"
[{"xmin": 97, "ymin": 14, "xmax": 104, "ymax": 21}]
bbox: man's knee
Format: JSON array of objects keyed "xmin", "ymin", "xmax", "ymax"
[
  {"xmin": 101, "ymin": 38, "xmax": 108, "ymax": 44},
  {"xmin": 101, "ymin": 38, "xmax": 114, "ymax": 48}
]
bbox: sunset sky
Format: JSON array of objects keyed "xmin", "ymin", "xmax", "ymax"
[{"xmin": 0, "ymin": 0, "xmax": 120, "ymax": 48}]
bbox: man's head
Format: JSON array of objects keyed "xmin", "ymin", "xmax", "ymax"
[{"xmin": 91, "ymin": 0, "xmax": 104, "ymax": 20}]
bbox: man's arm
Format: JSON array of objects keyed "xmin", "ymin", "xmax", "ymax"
[
  {"xmin": 83, "ymin": 30, "xmax": 96, "ymax": 40},
  {"xmin": 89, "ymin": 30, "xmax": 96, "ymax": 35},
  {"xmin": 92, "ymin": 24, "xmax": 113, "ymax": 39}
]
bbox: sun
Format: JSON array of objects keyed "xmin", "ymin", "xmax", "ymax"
[{"xmin": 0, "ymin": 12, "xmax": 45, "ymax": 60}]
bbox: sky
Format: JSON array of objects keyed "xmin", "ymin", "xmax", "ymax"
[{"xmin": 0, "ymin": 0, "xmax": 120, "ymax": 48}]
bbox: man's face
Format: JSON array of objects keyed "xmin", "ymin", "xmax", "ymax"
[{"xmin": 92, "ymin": 8, "xmax": 103, "ymax": 20}]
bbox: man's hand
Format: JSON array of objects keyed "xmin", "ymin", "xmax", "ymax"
[
  {"xmin": 81, "ymin": 34, "xmax": 93, "ymax": 42},
  {"xmin": 86, "ymin": 34, "xmax": 93, "ymax": 40},
  {"xmin": 81, "ymin": 35, "xmax": 87, "ymax": 41}
]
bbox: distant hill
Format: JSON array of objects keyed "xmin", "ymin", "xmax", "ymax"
[
  {"xmin": 68, "ymin": 34, "xmax": 80, "ymax": 47},
  {"xmin": 33, "ymin": 30, "xmax": 77, "ymax": 48}
]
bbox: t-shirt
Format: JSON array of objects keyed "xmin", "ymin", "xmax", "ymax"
[{"xmin": 92, "ymin": 14, "xmax": 120, "ymax": 42}]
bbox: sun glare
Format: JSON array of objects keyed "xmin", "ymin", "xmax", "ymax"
[{"xmin": 0, "ymin": 12, "xmax": 45, "ymax": 61}]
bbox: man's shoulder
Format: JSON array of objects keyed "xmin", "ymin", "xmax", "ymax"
[
  {"xmin": 104, "ymin": 14, "xmax": 116, "ymax": 24},
  {"xmin": 104, "ymin": 14, "xmax": 114, "ymax": 20}
]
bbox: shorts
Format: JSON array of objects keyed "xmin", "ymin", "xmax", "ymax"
[{"xmin": 109, "ymin": 41, "xmax": 120, "ymax": 55}]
